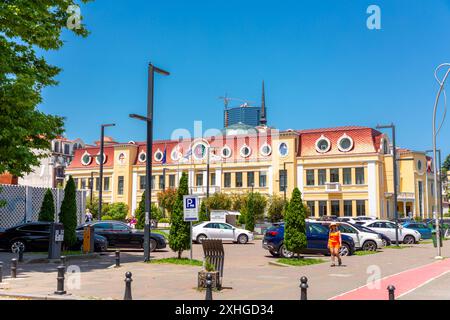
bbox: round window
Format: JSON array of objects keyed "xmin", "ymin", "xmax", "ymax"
[
  {"xmin": 315, "ymin": 136, "xmax": 331, "ymax": 153},
  {"xmin": 260, "ymin": 144, "xmax": 272, "ymax": 156},
  {"xmin": 154, "ymin": 150, "xmax": 164, "ymax": 162},
  {"xmin": 279, "ymin": 143, "xmax": 289, "ymax": 157},
  {"xmin": 193, "ymin": 143, "xmax": 207, "ymax": 160},
  {"xmin": 240, "ymin": 145, "xmax": 252, "ymax": 158},
  {"xmin": 221, "ymin": 146, "xmax": 232, "ymax": 158},
  {"xmin": 338, "ymin": 135, "xmax": 353, "ymax": 152},
  {"xmin": 138, "ymin": 151, "xmax": 146, "ymax": 163},
  {"xmin": 171, "ymin": 149, "xmax": 180, "ymax": 161},
  {"xmin": 95, "ymin": 153, "xmax": 107, "ymax": 165},
  {"xmin": 81, "ymin": 152, "xmax": 91, "ymax": 166}
]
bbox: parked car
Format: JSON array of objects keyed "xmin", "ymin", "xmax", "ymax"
[
  {"xmin": 0, "ymin": 222, "xmax": 108, "ymax": 253},
  {"xmin": 401, "ymin": 222, "xmax": 432, "ymax": 240},
  {"xmin": 76, "ymin": 221, "xmax": 166, "ymax": 252},
  {"xmin": 337, "ymin": 217, "xmax": 357, "ymax": 224},
  {"xmin": 362, "ymin": 220, "xmax": 421, "ymax": 244},
  {"xmin": 314, "ymin": 221, "xmax": 383, "ymax": 251},
  {"xmin": 192, "ymin": 221, "xmax": 253, "ymax": 244},
  {"xmin": 262, "ymin": 222, "xmax": 355, "ymax": 258},
  {"xmin": 351, "ymin": 223, "xmax": 392, "ymax": 246}
]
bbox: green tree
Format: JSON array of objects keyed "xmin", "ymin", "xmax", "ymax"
[
  {"xmin": 105, "ymin": 202, "xmax": 128, "ymax": 221},
  {"xmin": 151, "ymin": 203, "xmax": 163, "ymax": 222},
  {"xmin": 38, "ymin": 189, "xmax": 55, "ymax": 222},
  {"xmin": 134, "ymin": 193, "xmax": 146, "ymax": 230},
  {"xmin": 59, "ymin": 176, "xmax": 77, "ymax": 247},
  {"xmin": 243, "ymin": 192, "xmax": 267, "ymax": 232},
  {"xmin": 86, "ymin": 196, "xmax": 99, "ymax": 218},
  {"xmin": 168, "ymin": 173, "xmax": 191, "ymax": 259},
  {"xmin": 205, "ymin": 192, "xmax": 233, "ymax": 210},
  {"xmin": 157, "ymin": 188, "xmax": 178, "ymax": 217},
  {"xmin": 442, "ymin": 154, "xmax": 450, "ymax": 172},
  {"xmin": 199, "ymin": 200, "xmax": 209, "ymax": 222},
  {"xmin": 267, "ymin": 195, "xmax": 286, "ymax": 223},
  {"xmin": 284, "ymin": 188, "xmax": 307, "ymax": 256},
  {"xmin": 0, "ymin": 1, "xmax": 91, "ymax": 177}
]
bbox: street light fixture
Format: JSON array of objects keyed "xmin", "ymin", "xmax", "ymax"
[
  {"xmin": 130, "ymin": 63, "xmax": 170, "ymax": 262},
  {"xmin": 426, "ymin": 149, "xmax": 444, "ymax": 223},
  {"xmin": 98, "ymin": 123, "xmax": 115, "ymax": 221},
  {"xmin": 376, "ymin": 123, "xmax": 400, "ymax": 246},
  {"xmin": 431, "ymin": 63, "xmax": 450, "ymax": 259}
]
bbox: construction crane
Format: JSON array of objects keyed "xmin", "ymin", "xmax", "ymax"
[{"xmin": 218, "ymin": 94, "xmax": 254, "ymax": 110}]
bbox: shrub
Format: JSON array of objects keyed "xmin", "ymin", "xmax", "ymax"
[
  {"xmin": 284, "ymin": 188, "xmax": 307, "ymax": 256},
  {"xmin": 101, "ymin": 215, "xmax": 113, "ymax": 221},
  {"xmin": 60, "ymin": 176, "xmax": 78, "ymax": 248},
  {"xmin": 204, "ymin": 192, "xmax": 232, "ymax": 210},
  {"xmin": 158, "ymin": 218, "xmax": 170, "ymax": 223},
  {"xmin": 268, "ymin": 195, "xmax": 286, "ymax": 223},
  {"xmin": 38, "ymin": 189, "xmax": 55, "ymax": 222},
  {"xmin": 135, "ymin": 192, "xmax": 146, "ymax": 229},
  {"xmin": 169, "ymin": 173, "xmax": 191, "ymax": 258},
  {"xmin": 151, "ymin": 203, "xmax": 163, "ymax": 222},
  {"xmin": 243, "ymin": 192, "xmax": 267, "ymax": 231},
  {"xmin": 199, "ymin": 200, "xmax": 209, "ymax": 222},
  {"xmin": 106, "ymin": 202, "xmax": 129, "ymax": 221}
]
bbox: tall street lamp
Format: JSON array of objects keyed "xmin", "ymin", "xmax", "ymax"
[
  {"xmin": 432, "ymin": 63, "xmax": 450, "ymax": 259},
  {"xmin": 426, "ymin": 149, "xmax": 444, "ymax": 222},
  {"xmin": 376, "ymin": 123, "xmax": 400, "ymax": 246},
  {"xmin": 130, "ymin": 62, "xmax": 170, "ymax": 262},
  {"xmin": 98, "ymin": 123, "xmax": 115, "ymax": 221}
]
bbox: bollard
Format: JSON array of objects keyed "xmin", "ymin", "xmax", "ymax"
[
  {"xmin": 115, "ymin": 250, "xmax": 120, "ymax": 268},
  {"xmin": 54, "ymin": 266, "xmax": 66, "ymax": 295},
  {"xmin": 0, "ymin": 262, "xmax": 3, "ymax": 283},
  {"xmin": 11, "ymin": 258, "xmax": 17, "ymax": 278},
  {"xmin": 387, "ymin": 285, "xmax": 395, "ymax": 300},
  {"xmin": 60, "ymin": 256, "xmax": 67, "ymax": 273},
  {"xmin": 205, "ymin": 273, "xmax": 213, "ymax": 301},
  {"xmin": 300, "ymin": 276, "xmax": 308, "ymax": 300},
  {"xmin": 123, "ymin": 272, "xmax": 132, "ymax": 300},
  {"xmin": 18, "ymin": 248, "xmax": 24, "ymax": 263}
]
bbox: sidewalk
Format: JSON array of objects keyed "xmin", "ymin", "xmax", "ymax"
[{"xmin": 0, "ymin": 241, "xmax": 449, "ymax": 300}]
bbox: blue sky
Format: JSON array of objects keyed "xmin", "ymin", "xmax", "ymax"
[{"xmin": 39, "ymin": 0, "xmax": 450, "ymax": 156}]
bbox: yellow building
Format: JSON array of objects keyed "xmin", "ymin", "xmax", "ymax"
[{"xmin": 66, "ymin": 125, "xmax": 436, "ymax": 219}]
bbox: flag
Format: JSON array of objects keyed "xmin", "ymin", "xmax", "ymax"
[
  {"xmin": 162, "ymin": 145, "xmax": 167, "ymax": 164},
  {"xmin": 183, "ymin": 149, "xmax": 192, "ymax": 159}
]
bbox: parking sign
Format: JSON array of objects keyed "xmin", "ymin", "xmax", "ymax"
[{"xmin": 183, "ymin": 195, "xmax": 199, "ymax": 221}]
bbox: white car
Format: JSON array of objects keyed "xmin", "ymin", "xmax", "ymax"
[
  {"xmin": 192, "ymin": 221, "xmax": 254, "ymax": 244},
  {"xmin": 362, "ymin": 220, "xmax": 421, "ymax": 244},
  {"xmin": 312, "ymin": 221, "xmax": 384, "ymax": 251}
]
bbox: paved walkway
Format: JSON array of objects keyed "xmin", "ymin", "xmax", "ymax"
[{"xmin": 0, "ymin": 241, "xmax": 449, "ymax": 300}]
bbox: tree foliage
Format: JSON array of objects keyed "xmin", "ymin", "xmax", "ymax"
[
  {"xmin": 204, "ymin": 192, "xmax": 233, "ymax": 211},
  {"xmin": 0, "ymin": 1, "xmax": 92, "ymax": 177},
  {"xmin": 168, "ymin": 173, "xmax": 191, "ymax": 258},
  {"xmin": 284, "ymin": 188, "xmax": 307, "ymax": 255},
  {"xmin": 59, "ymin": 176, "xmax": 77, "ymax": 247},
  {"xmin": 243, "ymin": 192, "xmax": 267, "ymax": 232},
  {"xmin": 38, "ymin": 189, "xmax": 55, "ymax": 222},
  {"xmin": 199, "ymin": 200, "xmax": 209, "ymax": 222},
  {"xmin": 105, "ymin": 202, "xmax": 129, "ymax": 221},
  {"xmin": 267, "ymin": 195, "xmax": 287, "ymax": 223},
  {"xmin": 157, "ymin": 188, "xmax": 177, "ymax": 217},
  {"xmin": 442, "ymin": 154, "xmax": 450, "ymax": 173},
  {"xmin": 134, "ymin": 192, "xmax": 146, "ymax": 230}
]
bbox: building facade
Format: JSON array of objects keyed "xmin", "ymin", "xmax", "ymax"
[
  {"xmin": 66, "ymin": 126, "xmax": 436, "ymax": 219},
  {"xmin": 18, "ymin": 137, "xmax": 85, "ymax": 188}
]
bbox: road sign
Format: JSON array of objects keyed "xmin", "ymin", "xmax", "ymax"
[{"xmin": 183, "ymin": 195, "xmax": 199, "ymax": 222}]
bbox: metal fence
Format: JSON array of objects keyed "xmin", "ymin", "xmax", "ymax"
[{"xmin": 0, "ymin": 184, "xmax": 87, "ymax": 228}]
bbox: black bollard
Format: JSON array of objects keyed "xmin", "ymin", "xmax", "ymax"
[
  {"xmin": 123, "ymin": 272, "xmax": 132, "ymax": 300},
  {"xmin": 387, "ymin": 285, "xmax": 395, "ymax": 300},
  {"xmin": 0, "ymin": 262, "xmax": 3, "ymax": 283},
  {"xmin": 54, "ymin": 266, "xmax": 66, "ymax": 295},
  {"xmin": 300, "ymin": 276, "xmax": 308, "ymax": 300},
  {"xmin": 115, "ymin": 250, "xmax": 120, "ymax": 268},
  {"xmin": 205, "ymin": 273, "xmax": 213, "ymax": 301},
  {"xmin": 18, "ymin": 248, "xmax": 24, "ymax": 263},
  {"xmin": 11, "ymin": 258, "xmax": 17, "ymax": 278},
  {"xmin": 60, "ymin": 256, "xmax": 67, "ymax": 273}
]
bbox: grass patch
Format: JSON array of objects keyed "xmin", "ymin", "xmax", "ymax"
[
  {"xmin": 354, "ymin": 250, "xmax": 380, "ymax": 256},
  {"xmin": 148, "ymin": 257, "xmax": 203, "ymax": 266},
  {"xmin": 383, "ymin": 245, "xmax": 412, "ymax": 249},
  {"xmin": 276, "ymin": 258, "xmax": 325, "ymax": 266},
  {"xmin": 151, "ymin": 229, "xmax": 168, "ymax": 239}
]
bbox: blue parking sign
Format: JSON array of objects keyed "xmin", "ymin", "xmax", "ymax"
[{"xmin": 183, "ymin": 195, "xmax": 199, "ymax": 221}]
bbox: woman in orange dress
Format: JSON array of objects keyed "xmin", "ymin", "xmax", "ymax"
[{"xmin": 328, "ymin": 222, "xmax": 342, "ymax": 267}]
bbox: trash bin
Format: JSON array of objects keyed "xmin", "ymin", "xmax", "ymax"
[{"xmin": 432, "ymin": 230, "xmax": 443, "ymax": 248}]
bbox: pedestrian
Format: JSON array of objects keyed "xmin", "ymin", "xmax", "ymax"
[
  {"xmin": 85, "ymin": 208, "xmax": 93, "ymax": 222},
  {"xmin": 328, "ymin": 222, "xmax": 342, "ymax": 267}
]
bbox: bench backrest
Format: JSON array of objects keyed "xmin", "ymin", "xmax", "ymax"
[{"xmin": 202, "ymin": 239, "xmax": 225, "ymax": 277}]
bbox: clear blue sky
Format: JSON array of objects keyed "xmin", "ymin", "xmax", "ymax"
[{"xmin": 39, "ymin": 0, "xmax": 450, "ymax": 157}]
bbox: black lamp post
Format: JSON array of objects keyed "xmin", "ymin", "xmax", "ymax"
[
  {"xmin": 130, "ymin": 63, "xmax": 169, "ymax": 262},
  {"xmin": 98, "ymin": 123, "xmax": 115, "ymax": 221},
  {"xmin": 376, "ymin": 123, "xmax": 399, "ymax": 246}
]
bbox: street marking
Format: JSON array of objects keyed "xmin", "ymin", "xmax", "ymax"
[
  {"xmin": 329, "ymin": 274, "xmax": 353, "ymax": 277},
  {"xmin": 329, "ymin": 258, "xmax": 450, "ymax": 300},
  {"xmin": 396, "ymin": 270, "xmax": 450, "ymax": 299}
]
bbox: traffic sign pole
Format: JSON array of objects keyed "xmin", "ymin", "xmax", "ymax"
[
  {"xmin": 183, "ymin": 195, "xmax": 199, "ymax": 261},
  {"xmin": 190, "ymin": 221, "xmax": 193, "ymax": 260}
]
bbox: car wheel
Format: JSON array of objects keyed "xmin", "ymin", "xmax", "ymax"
[
  {"xmin": 381, "ymin": 239, "xmax": 389, "ymax": 247},
  {"xmin": 196, "ymin": 234, "xmax": 207, "ymax": 244},
  {"xmin": 362, "ymin": 240, "xmax": 377, "ymax": 251},
  {"xmin": 403, "ymin": 235, "xmax": 415, "ymax": 245},
  {"xmin": 339, "ymin": 244, "xmax": 351, "ymax": 256},
  {"xmin": 280, "ymin": 244, "xmax": 294, "ymax": 258},
  {"xmin": 11, "ymin": 240, "xmax": 26, "ymax": 254},
  {"xmin": 269, "ymin": 250, "xmax": 279, "ymax": 257},
  {"xmin": 150, "ymin": 239, "xmax": 157, "ymax": 252},
  {"xmin": 237, "ymin": 234, "xmax": 248, "ymax": 244}
]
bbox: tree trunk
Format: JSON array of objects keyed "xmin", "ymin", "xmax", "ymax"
[{"xmin": 178, "ymin": 250, "xmax": 182, "ymax": 259}]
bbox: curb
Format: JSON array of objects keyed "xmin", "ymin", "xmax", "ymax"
[
  {"xmin": 25, "ymin": 253, "xmax": 99, "ymax": 264},
  {"xmin": 0, "ymin": 292, "xmax": 80, "ymax": 300},
  {"xmin": 268, "ymin": 261, "xmax": 290, "ymax": 267}
]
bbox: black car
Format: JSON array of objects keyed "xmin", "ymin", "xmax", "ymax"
[
  {"xmin": 76, "ymin": 220, "xmax": 166, "ymax": 252},
  {"xmin": 0, "ymin": 222, "xmax": 108, "ymax": 253}
]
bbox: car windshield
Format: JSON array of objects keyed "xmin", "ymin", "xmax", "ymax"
[{"xmin": 308, "ymin": 223, "xmax": 329, "ymax": 235}]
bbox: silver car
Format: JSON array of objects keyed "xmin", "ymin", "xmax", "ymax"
[
  {"xmin": 362, "ymin": 220, "xmax": 421, "ymax": 244},
  {"xmin": 192, "ymin": 221, "xmax": 254, "ymax": 244}
]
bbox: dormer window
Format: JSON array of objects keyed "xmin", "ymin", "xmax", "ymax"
[
  {"xmin": 337, "ymin": 134, "xmax": 354, "ymax": 152},
  {"xmin": 81, "ymin": 151, "xmax": 92, "ymax": 166},
  {"xmin": 240, "ymin": 145, "xmax": 252, "ymax": 158},
  {"xmin": 315, "ymin": 136, "xmax": 331, "ymax": 153}
]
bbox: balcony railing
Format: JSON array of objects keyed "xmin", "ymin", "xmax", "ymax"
[{"xmin": 325, "ymin": 182, "xmax": 341, "ymax": 192}]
